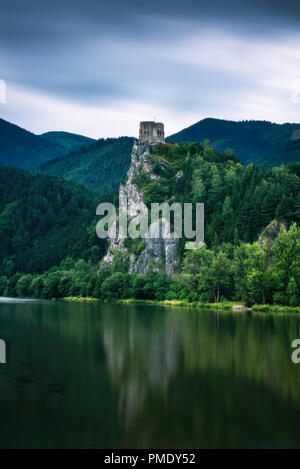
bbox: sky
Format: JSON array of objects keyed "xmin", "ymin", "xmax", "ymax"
[{"xmin": 1, "ymin": 0, "xmax": 300, "ymax": 139}]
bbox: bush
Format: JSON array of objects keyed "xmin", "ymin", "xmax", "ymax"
[{"xmin": 102, "ymin": 272, "xmax": 131, "ymax": 299}]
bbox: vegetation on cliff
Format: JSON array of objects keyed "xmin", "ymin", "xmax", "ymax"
[
  {"xmin": 167, "ymin": 118, "xmax": 300, "ymax": 167},
  {"xmin": 0, "ymin": 141, "xmax": 299, "ymax": 307}
]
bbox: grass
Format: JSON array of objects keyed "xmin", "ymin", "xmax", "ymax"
[
  {"xmin": 63, "ymin": 296, "xmax": 100, "ymax": 303},
  {"xmin": 62, "ymin": 297, "xmax": 300, "ymax": 314},
  {"xmin": 252, "ymin": 304, "xmax": 300, "ymax": 314}
]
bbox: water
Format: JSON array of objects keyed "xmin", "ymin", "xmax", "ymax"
[{"xmin": 0, "ymin": 299, "xmax": 300, "ymax": 449}]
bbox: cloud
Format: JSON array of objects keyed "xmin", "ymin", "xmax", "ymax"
[
  {"xmin": 0, "ymin": 1, "xmax": 300, "ymax": 136},
  {"xmin": 1, "ymin": 83, "xmax": 204, "ymax": 138}
]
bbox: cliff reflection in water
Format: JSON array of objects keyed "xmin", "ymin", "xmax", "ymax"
[
  {"xmin": 101, "ymin": 305, "xmax": 300, "ymax": 448},
  {"xmin": 0, "ymin": 300, "xmax": 300, "ymax": 448}
]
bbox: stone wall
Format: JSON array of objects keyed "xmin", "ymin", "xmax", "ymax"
[{"xmin": 139, "ymin": 121, "xmax": 165, "ymax": 144}]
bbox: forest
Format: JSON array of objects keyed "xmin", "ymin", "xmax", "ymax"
[
  {"xmin": 0, "ymin": 166, "xmax": 107, "ymax": 274},
  {"xmin": 39, "ymin": 137, "xmax": 134, "ymax": 191},
  {"xmin": 0, "ymin": 141, "xmax": 299, "ymax": 307},
  {"xmin": 168, "ymin": 118, "xmax": 300, "ymax": 166},
  {"xmin": 0, "ymin": 118, "xmax": 65, "ymax": 169}
]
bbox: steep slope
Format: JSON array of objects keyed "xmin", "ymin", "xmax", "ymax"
[
  {"xmin": 100, "ymin": 142, "xmax": 180, "ymax": 275},
  {"xmin": 39, "ymin": 137, "xmax": 134, "ymax": 191},
  {"xmin": 101, "ymin": 140, "xmax": 300, "ymax": 275},
  {"xmin": 40, "ymin": 131, "xmax": 95, "ymax": 153},
  {"xmin": 0, "ymin": 166, "xmax": 106, "ymax": 275},
  {"xmin": 0, "ymin": 118, "xmax": 65, "ymax": 169},
  {"xmin": 167, "ymin": 118, "xmax": 300, "ymax": 166},
  {"xmin": 270, "ymin": 138, "xmax": 300, "ymax": 167}
]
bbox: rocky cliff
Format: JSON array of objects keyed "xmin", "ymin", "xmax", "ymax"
[{"xmin": 100, "ymin": 142, "xmax": 180, "ymax": 275}]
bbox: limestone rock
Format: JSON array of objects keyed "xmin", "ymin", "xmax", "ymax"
[
  {"xmin": 258, "ymin": 219, "xmax": 287, "ymax": 251},
  {"xmin": 100, "ymin": 142, "xmax": 179, "ymax": 275}
]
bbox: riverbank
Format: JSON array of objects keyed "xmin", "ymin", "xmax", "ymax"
[{"xmin": 62, "ymin": 297, "xmax": 300, "ymax": 314}]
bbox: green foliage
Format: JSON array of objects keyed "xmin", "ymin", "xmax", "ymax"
[
  {"xmin": 0, "ymin": 166, "xmax": 108, "ymax": 275},
  {"xmin": 234, "ymin": 243, "xmax": 272, "ymax": 306},
  {"xmin": 272, "ymin": 223, "xmax": 300, "ymax": 305},
  {"xmin": 40, "ymin": 131, "xmax": 95, "ymax": 153},
  {"xmin": 0, "ymin": 117, "xmax": 65, "ymax": 169},
  {"xmin": 3, "ymin": 223, "xmax": 300, "ymax": 307},
  {"xmin": 133, "ymin": 142, "xmax": 299, "ymax": 247},
  {"xmin": 39, "ymin": 137, "xmax": 134, "ymax": 191},
  {"xmin": 1, "ymin": 137, "xmax": 299, "ymax": 308},
  {"xmin": 183, "ymin": 245, "xmax": 233, "ymax": 302},
  {"xmin": 167, "ymin": 118, "xmax": 300, "ymax": 167},
  {"xmin": 101, "ymin": 272, "xmax": 131, "ymax": 300}
]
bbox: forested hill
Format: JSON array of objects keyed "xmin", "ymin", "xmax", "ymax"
[
  {"xmin": 0, "ymin": 166, "xmax": 107, "ymax": 275},
  {"xmin": 39, "ymin": 137, "xmax": 134, "ymax": 191},
  {"xmin": 0, "ymin": 142, "xmax": 299, "ymax": 306},
  {"xmin": 131, "ymin": 142, "xmax": 300, "ymax": 247},
  {"xmin": 167, "ymin": 118, "xmax": 300, "ymax": 167},
  {"xmin": 40, "ymin": 131, "xmax": 95, "ymax": 153},
  {"xmin": 0, "ymin": 118, "xmax": 65, "ymax": 169}
]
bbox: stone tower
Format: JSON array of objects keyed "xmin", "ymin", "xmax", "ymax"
[{"xmin": 139, "ymin": 121, "xmax": 165, "ymax": 144}]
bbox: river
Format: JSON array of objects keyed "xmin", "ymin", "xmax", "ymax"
[{"xmin": 0, "ymin": 299, "xmax": 300, "ymax": 448}]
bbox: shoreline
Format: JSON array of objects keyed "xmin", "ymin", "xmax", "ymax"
[
  {"xmin": 62, "ymin": 297, "xmax": 300, "ymax": 314},
  {"xmin": 1, "ymin": 296, "xmax": 298, "ymax": 314}
]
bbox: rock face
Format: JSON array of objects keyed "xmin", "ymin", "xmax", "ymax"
[
  {"xmin": 290, "ymin": 128, "xmax": 300, "ymax": 141},
  {"xmin": 258, "ymin": 219, "xmax": 286, "ymax": 251},
  {"xmin": 100, "ymin": 142, "xmax": 179, "ymax": 275}
]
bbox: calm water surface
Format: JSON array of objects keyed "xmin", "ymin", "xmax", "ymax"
[{"xmin": 0, "ymin": 299, "xmax": 300, "ymax": 449}]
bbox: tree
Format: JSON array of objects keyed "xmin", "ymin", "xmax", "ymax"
[
  {"xmin": 30, "ymin": 275, "xmax": 44, "ymax": 298},
  {"xmin": 287, "ymin": 277, "xmax": 299, "ymax": 307},
  {"xmin": 244, "ymin": 243, "xmax": 272, "ymax": 305},
  {"xmin": 102, "ymin": 272, "xmax": 130, "ymax": 299},
  {"xmin": 42, "ymin": 271, "xmax": 62, "ymax": 299},
  {"xmin": 16, "ymin": 274, "xmax": 33, "ymax": 298},
  {"xmin": 272, "ymin": 224, "xmax": 300, "ymax": 305},
  {"xmin": 0, "ymin": 276, "xmax": 8, "ymax": 296},
  {"xmin": 183, "ymin": 246, "xmax": 232, "ymax": 302}
]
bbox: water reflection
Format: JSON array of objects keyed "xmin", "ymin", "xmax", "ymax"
[{"xmin": 0, "ymin": 300, "xmax": 300, "ymax": 448}]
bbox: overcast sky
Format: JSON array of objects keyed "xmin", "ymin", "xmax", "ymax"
[{"xmin": 0, "ymin": 0, "xmax": 300, "ymax": 138}]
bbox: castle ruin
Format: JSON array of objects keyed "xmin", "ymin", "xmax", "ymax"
[{"xmin": 139, "ymin": 121, "xmax": 165, "ymax": 144}]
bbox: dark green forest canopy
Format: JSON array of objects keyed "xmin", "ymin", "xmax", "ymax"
[
  {"xmin": 133, "ymin": 142, "xmax": 300, "ymax": 246},
  {"xmin": 167, "ymin": 118, "xmax": 300, "ymax": 167},
  {"xmin": 38, "ymin": 137, "xmax": 134, "ymax": 191},
  {"xmin": 0, "ymin": 141, "xmax": 299, "ymax": 306},
  {"xmin": 0, "ymin": 166, "xmax": 109, "ymax": 275},
  {"xmin": 40, "ymin": 131, "xmax": 95, "ymax": 153},
  {"xmin": 0, "ymin": 118, "xmax": 65, "ymax": 169}
]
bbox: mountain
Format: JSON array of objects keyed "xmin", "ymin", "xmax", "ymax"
[
  {"xmin": 167, "ymin": 118, "xmax": 300, "ymax": 166},
  {"xmin": 39, "ymin": 137, "xmax": 134, "ymax": 191},
  {"xmin": 0, "ymin": 165, "xmax": 106, "ymax": 276},
  {"xmin": 40, "ymin": 131, "xmax": 95, "ymax": 153},
  {"xmin": 101, "ymin": 140, "xmax": 300, "ymax": 276},
  {"xmin": 0, "ymin": 141, "xmax": 299, "ymax": 306},
  {"xmin": 0, "ymin": 118, "xmax": 65, "ymax": 169}
]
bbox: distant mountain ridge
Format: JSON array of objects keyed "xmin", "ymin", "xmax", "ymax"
[
  {"xmin": 1, "ymin": 117, "xmax": 300, "ymax": 190},
  {"xmin": 0, "ymin": 118, "xmax": 65, "ymax": 169},
  {"xmin": 40, "ymin": 131, "xmax": 95, "ymax": 153},
  {"xmin": 167, "ymin": 118, "xmax": 300, "ymax": 166},
  {"xmin": 39, "ymin": 137, "xmax": 134, "ymax": 191},
  {"xmin": 0, "ymin": 118, "xmax": 95, "ymax": 170}
]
